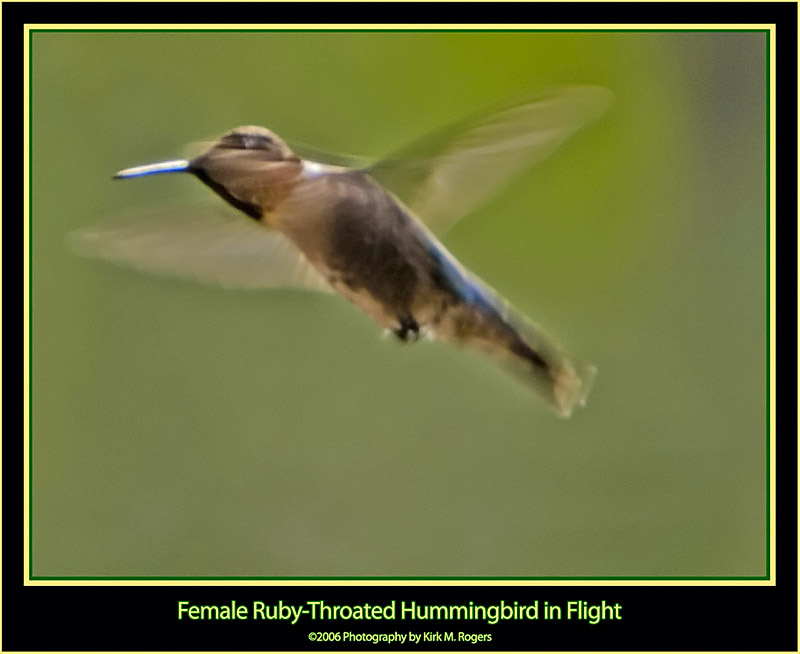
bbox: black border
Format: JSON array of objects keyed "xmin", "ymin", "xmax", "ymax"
[{"xmin": 7, "ymin": 2, "xmax": 797, "ymax": 651}]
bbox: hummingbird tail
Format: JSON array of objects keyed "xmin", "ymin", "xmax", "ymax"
[
  {"xmin": 501, "ymin": 337, "xmax": 597, "ymax": 418},
  {"xmin": 544, "ymin": 353, "xmax": 597, "ymax": 418},
  {"xmin": 434, "ymin": 280, "xmax": 596, "ymax": 417}
]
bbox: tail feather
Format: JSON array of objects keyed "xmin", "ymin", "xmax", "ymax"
[
  {"xmin": 501, "ymin": 305, "xmax": 597, "ymax": 418},
  {"xmin": 442, "ymin": 284, "xmax": 596, "ymax": 417},
  {"xmin": 494, "ymin": 326, "xmax": 595, "ymax": 417}
]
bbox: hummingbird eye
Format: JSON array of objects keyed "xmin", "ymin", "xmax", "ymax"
[{"xmin": 219, "ymin": 132, "xmax": 275, "ymax": 151}]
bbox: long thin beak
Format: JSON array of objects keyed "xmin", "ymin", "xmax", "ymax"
[{"xmin": 113, "ymin": 159, "xmax": 191, "ymax": 179}]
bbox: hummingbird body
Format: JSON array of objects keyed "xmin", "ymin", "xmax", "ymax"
[
  {"xmin": 79, "ymin": 87, "xmax": 612, "ymax": 416},
  {"xmin": 195, "ymin": 135, "xmax": 580, "ymax": 407}
]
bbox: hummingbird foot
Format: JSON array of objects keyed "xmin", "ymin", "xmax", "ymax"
[{"xmin": 394, "ymin": 316, "xmax": 421, "ymax": 343}]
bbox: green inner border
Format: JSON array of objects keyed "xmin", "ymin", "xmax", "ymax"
[{"xmin": 26, "ymin": 27, "xmax": 773, "ymax": 582}]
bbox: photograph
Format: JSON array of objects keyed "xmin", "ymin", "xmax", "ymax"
[{"xmin": 28, "ymin": 28, "xmax": 768, "ymax": 581}]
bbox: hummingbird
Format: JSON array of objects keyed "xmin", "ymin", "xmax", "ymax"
[{"xmin": 75, "ymin": 86, "xmax": 612, "ymax": 417}]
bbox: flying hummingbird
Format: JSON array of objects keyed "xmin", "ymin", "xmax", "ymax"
[{"xmin": 75, "ymin": 86, "xmax": 612, "ymax": 417}]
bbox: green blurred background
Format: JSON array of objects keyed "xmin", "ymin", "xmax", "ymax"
[{"xmin": 30, "ymin": 31, "xmax": 767, "ymax": 577}]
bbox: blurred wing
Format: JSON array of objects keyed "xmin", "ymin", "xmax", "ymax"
[
  {"xmin": 367, "ymin": 85, "xmax": 613, "ymax": 233},
  {"xmin": 71, "ymin": 205, "xmax": 333, "ymax": 292}
]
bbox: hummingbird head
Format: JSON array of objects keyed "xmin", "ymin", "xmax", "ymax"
[
  {"xmin": 195, "ymin": 126, "xmax": 298, "ymax": 164},
  {"xmin": 113, "ymin": 126, "xmax": 302, "ymax": 221}
]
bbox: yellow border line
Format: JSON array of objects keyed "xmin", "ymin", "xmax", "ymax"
[
  {"xmin": 769, "ymin": 24, "xmax": 777, "ymax": 587},
  {"xmin": 22, "ymin": 24, "xmax": 777, "ymax": 588},
  {"xmin": 24, "ymin": 22, "xmax": 776, "ymax": 29},
  {"xmin": 23, "ymin": 25, "xmax": 31, "ymax": 588}
]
